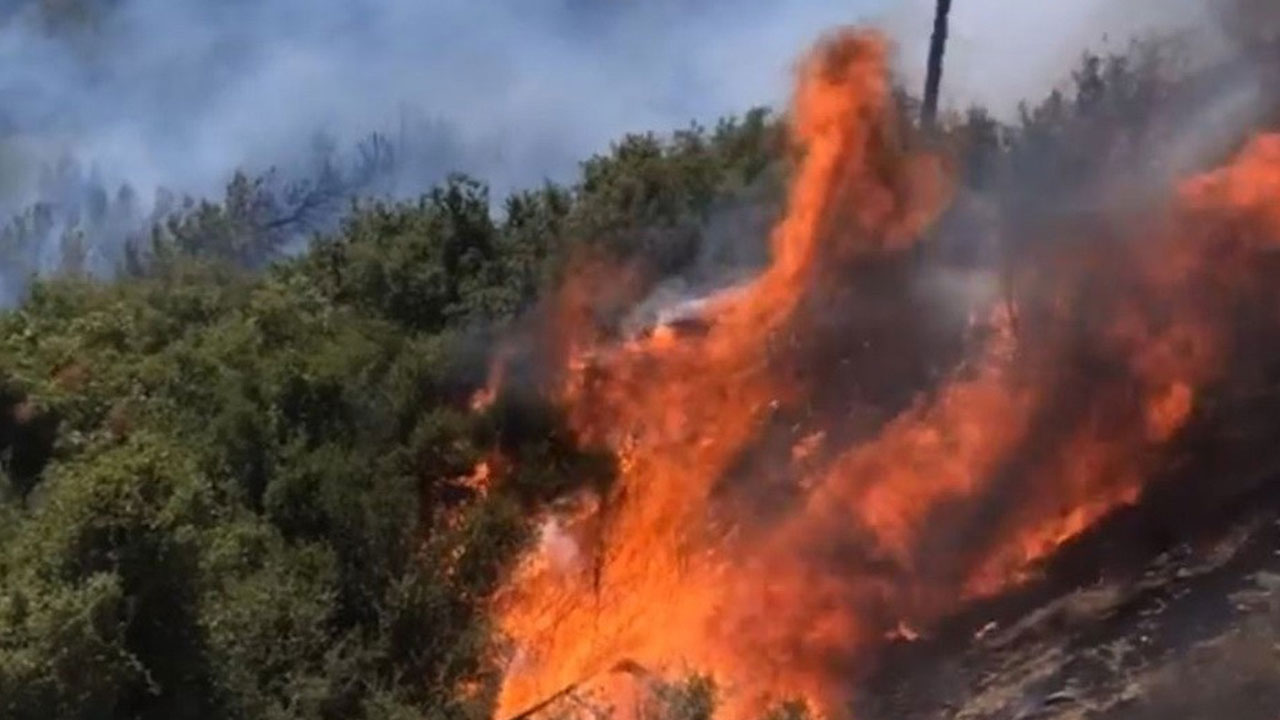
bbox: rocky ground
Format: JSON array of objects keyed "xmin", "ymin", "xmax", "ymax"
[{"xmin": 859, "ymin": 473, "xmax": 1280, "ymax": 720}]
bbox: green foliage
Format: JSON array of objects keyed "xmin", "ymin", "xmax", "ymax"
[
  {"xmin": 151, "ymin": 173, "xmax": 287, "ymax": 269},
  {"xmin": 0, "ymin": 434, "xmax": 214, "ymax": 718},
  {"xmin": 0, "ymin": 250, "xmax": 591, "ymax": 718},
  {"xmin": 299, "ymin": 176, "xmax": 518, "ymax": 333},
  {"xmin": 564, "ymin": 109, "xmax": 781, "ymax": 277},
  {"xmin": 0, "ymin": 28, "xmax": 1223, "ymax": 717},
  {"xmin": 0, "ymin": 103, "xmax": 776, "ymax": 720},
  {"xmin": 0, "ymin": 41, "xmax": 1206, "ymax": 714}
]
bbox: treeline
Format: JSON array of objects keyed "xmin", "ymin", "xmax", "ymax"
[
  {"xmin": 0, "ymin": 127, "xmax": 497, "ymax": 305},
  {"xmin": 0, "ymin": 36, "xmax": 1269, "ymax": 720},
  {"xmin": 0, "ymin": 111, "xmax": 778, "ymax": 720}
]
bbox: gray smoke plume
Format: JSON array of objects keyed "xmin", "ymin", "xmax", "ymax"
[
  {"xmin": 0, "ymin": 0, "xmax": 1260, "ymax": 305},
  {"xmin": 0, "ymin": 0, "xmax": 878, "ymax": 301},
  {"xmin": 883, "ymin": 0, "xmax": 1223, "ymax": 119},
  {"xmin": 1, "ymin": 0, "xmax": 1240, "ymax": 209},
  {"xmin": 0, "ymin": 0, "xmax": 879, "ymax": 210}
]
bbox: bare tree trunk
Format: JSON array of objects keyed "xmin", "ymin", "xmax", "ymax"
[{"xmin": 921, "ymin": 0, "xmax": 953, "ymax": 129}]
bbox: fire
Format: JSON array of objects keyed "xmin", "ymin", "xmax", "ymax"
[
  {"xmin": 492, "ymin": 30, "xmax": 923, "ymax": 719},
  {"xmin": 488, "ymin": 28, "xmax": 1280, "ymax": 720}
]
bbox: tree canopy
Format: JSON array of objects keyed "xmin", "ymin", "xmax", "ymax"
[{"xmin": 0, "ymin": 38, "xmax": 1241, "ymax": 720}]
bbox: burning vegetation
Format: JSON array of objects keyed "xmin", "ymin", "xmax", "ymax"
[
  {"xmin": 6, "ymin": 5, "xmax": 1280, "ymax": 720},
  {"xmin": 488, "ymin": 22, "xmax": 1280, "ymax": 720}
]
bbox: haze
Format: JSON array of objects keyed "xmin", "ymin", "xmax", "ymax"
[{"xmin": 0, "ymin": 0, "xmax": 1211, "ymax": 210}]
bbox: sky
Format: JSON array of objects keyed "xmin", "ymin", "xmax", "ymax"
[
  {"xmin": 886, "ymin": 0, "xmax": 1214, "ymax": 115},
  {"xmin": 0, "ymin": 0, "xmax": 1215, "ymax": 208}
]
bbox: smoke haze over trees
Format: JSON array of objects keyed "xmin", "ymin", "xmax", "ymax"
[
  {"xmin": 1, "ymin": 4, "xmax": 1280, "ymax": 718},
  {"xmin": 0, "ymin": 0, "xmax": 1243, "ymax": 302}
]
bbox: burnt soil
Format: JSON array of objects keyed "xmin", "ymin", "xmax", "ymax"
[{"xmin": 857, "ymin": 389, "xmax": 1280, "ymax": 720}]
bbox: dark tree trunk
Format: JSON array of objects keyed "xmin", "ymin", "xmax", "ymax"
[{"xmin": 922, "ymin": 0, "xmax": 953, "ymax": 129}]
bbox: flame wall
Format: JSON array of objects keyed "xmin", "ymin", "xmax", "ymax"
[{"xmin": 489, "ymin": 28, "xmax": 1280, "ymax": 720}]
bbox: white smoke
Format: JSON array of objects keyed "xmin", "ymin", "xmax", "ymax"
[
  {"xmin": 0, "ymin": 0, "xmax": 1230, "ymax": 210},
  {"xmin": 882, "ymin": 0, "xmax": 1224, "ymax": 119},
  {"xmin": 0, "ymin": 0, "xmax": 882, "ymax": 209}
]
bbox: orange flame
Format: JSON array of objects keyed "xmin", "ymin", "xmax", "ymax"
[{"xmin": 489, "ymin": 29, "xmax": 1280, "ymax": 720}]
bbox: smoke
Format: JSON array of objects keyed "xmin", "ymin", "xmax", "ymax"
[
  {"xmin": 884, "ymin": 0, "xmax": 1230, "ymax": 119},
  {"xmin": 0, "ymin": 0, "xmax": 1270, "ymax": 309},
  {"xmin": 0, "ymin": 0, "xmax": 885, "ymax": 210},
  {"xmin": 489, "ymin": 19, "xmax": 1280, "ymax": 718},
  {"xmin": 0, "ymin": 0, "xmax": 886, "ymax": 301},
  {"xmin": 1, "ymin": 0, "xmax": 1255, "ymax": 210}
]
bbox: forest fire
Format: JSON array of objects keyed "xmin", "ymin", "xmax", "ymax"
[{"xmin": 489, "ymin": 27, "xmax": 1280, "ymax": 720}]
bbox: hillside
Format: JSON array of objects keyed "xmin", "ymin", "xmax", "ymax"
[{"xmin": 3, "ymin": 19, "xmax": 1280, "ymax": 720}]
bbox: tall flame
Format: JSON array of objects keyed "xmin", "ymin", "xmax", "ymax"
[{"xmin": 489, "ymin": 28, "xmax": 1280, "ymax": 720}]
